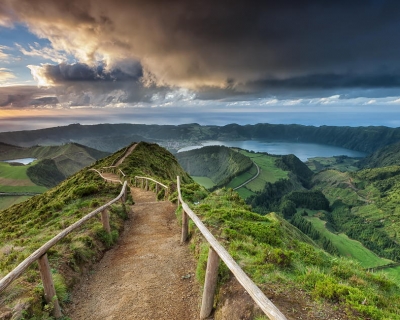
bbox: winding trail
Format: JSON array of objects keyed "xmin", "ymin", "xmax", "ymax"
[
  {"xmin": 233, "ymin": 162, "xmax": 260, "ymax": 190},
  {"xmin": 65, "ymin": 187, "xmax": 201, "ymax": 319}
]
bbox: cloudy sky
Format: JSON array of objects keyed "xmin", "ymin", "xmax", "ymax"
[{"xmin": 1, "ymin": 0, "xmax": 400, "ymax": 131}]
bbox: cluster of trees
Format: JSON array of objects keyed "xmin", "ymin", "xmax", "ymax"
[
  {"xmin": 275, "ymin": 154, "xmax": 314, "ymax": 188},
  {"xmin": 291, "ymin": 212, "xmax": 339, "ymax": 255},
  {"xmin": 326, "ymin": 201, "xmax": 400, "ymax": 262}
]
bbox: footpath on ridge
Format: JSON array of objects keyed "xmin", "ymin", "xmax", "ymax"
[
  {"xmin": 65, "ymin": 144, "xmax": 201, "ymax": 319},
  {"xmin": 65, "ymin": 187, "xmax": 201, "ymax": 319}
]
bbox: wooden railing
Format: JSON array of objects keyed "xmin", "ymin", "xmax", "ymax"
[
  {"xmin": 0, "ymin": 180, "xmax": 128, "ymax": 318},
  {"xmin": 177, "ymin": 176, "xmax": 287, "ymax": 320},
  {"xmin": 133, "ymin": 176, "xmax": 169, "ymax": 199}
]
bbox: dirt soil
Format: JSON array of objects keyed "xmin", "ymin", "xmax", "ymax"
[{"xmin": 65, "ymin": 187, "xmax": 201, "ymax": 319}]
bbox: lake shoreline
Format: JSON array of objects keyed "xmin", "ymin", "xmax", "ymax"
[{"xmin": 177, "ymin": 140, "xmax": 367, "ymax": 162}]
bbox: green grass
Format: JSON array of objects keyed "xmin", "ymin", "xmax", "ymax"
[
  {"xmin": 225, "ymin": 151, "xmax": 288, "ymax": 196},
  {"xmin": 306, "ymin": 156, "xmax": 360, "ymax": 173},
  {"xmin": 192, "ymin": 176, "xmax": 216, "ymax": 189},
  {"xmin": 0, "ymin": 196, "xmax": 30, "ymax": 211},
  {"xmin": 382, "ymin": 265, "xmax": 400, "ymax": 283},
  {"xmin": 306, "ymin": 215, "xmax": 392, "ymax": 268},
  {"xmin": 235, "ymin": 187, "xmax": 255, "ymax": 199},
  {"xmin": 184, "ymin": 187, "xmax": 400, "ymax": 319},
  {"xmin": 0, "ymin": 162, "xmax": 34, "ymax": 180},
  {"xmin": 0, "ymin": 162, "xmax": 47, "ymax": 193}
]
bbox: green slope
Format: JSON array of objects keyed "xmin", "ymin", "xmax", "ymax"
[{"xmin": 176, "ymin": 146, "xmax": 253, "ymax": 189}]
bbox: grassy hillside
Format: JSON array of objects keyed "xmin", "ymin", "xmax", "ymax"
[
  {"xmin": 0, "ymin": 142, "xmax": 109, "ymax": 178},
  {"xmin": 0, "ymin": 142, "xmax": 190, "ymax": 318},
  {"xmin": 226, "ymin": 150, "xmax": 289, "ymax": 197},
  {"xmin": 312, "ymin": 167, "xmax": 400, "ymax": 264},
  {"xmin": 0, "ymin": 143, "xmax": 110, "ymax": 211},
  {"xmin": 358, "ymin": 141, "xmax": 400, "ymax": 168},
  {"xmin": 2, "ymin": 141, "xmax": 400, "ymax": 319},
  {"xmin": 176, "ymin": 146, "xmax": 253, "ymax": 189},
  {"xmin": 181, "ymin": 187, "xmax": 400, "ymax": 319}
]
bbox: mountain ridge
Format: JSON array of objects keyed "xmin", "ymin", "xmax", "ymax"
[{"xmin": 1, "ymin": 122, "xmax": 400, "ymax": 153}]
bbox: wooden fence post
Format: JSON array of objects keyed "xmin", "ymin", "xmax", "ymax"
[
  {"xmin": 181, "ymin": 208, "xmax": 189, "ymax": 243},
  {"xmin": 200, "ymin": 247, "xmax": 220, "ymax": 319},
  {"xmin": 145, "ymin": 179, "xmax": 149, "ymax": 191},
  {"xmin": 101, "ymin": 209, "xmax": 111, "ymax": 234},
  {"xmin": 122, "ymin": 186, "xmax": 127, "ymax": 203},
  {"xmin": 155, "ymin": 183, "xmax": 159, "ymax": 194},
  {"xmin": 37, "ymin": 254, "xmax": 62, "ymax": 318},
  {"xmin": 141, "ymin": 178, "xmax": 144, "ymax": 189}
]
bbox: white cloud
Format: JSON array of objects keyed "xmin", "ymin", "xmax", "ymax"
[
  {"xmin": 0, "ymin": 45, "xmax": 12, "ymax": 60},
  {"xmin": 0, "ymin": 68, "xmax": 16, "ymax": 83},
  {"xmin": 16, "ymin": 43, "xmax": 67, "ymax": 63}
]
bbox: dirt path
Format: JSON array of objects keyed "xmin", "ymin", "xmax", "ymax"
[
  {"xmin": 115, "ymin": 144, "xmax": 137, "ymax": 166},
  {"xmin": 65, "ymin": 188, "xmax": 201, "ymax": 319}
]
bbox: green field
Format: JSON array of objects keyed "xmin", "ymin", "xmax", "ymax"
[
  {"xmin": 0, "ymin": 162, "xmax": 47, "ymax": 193},
  {"xmin": 192, "ymin": 176, "xmax": 216, "ymax": 189},
  {"xmin": 0, "ymin": 196, "xmax": 30, "ymax": 211},
  {"xmin": 227, "ymin": 151, "xmax": 288, "ymax": 197},
  {"xmin": 306, "ymin": 156, "xmax": 360, "ymax": 172},
  {"xmin": 235, "ymin": 187, "xmax": 255, "ymax": 199},
  {"xmin": 306, "ymin": 215, "xmax": 392, "ymax": 268},
  {"xmin": 381, "ymin": 265, "xmax": 400, "ymax": 283}
]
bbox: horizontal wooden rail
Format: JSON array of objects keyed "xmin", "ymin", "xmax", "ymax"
[
  {"xmin": 177, "ymin": 176, "xmax": 287, "ymax": 320},
  {"xmin": 0, "ymin": 180, "xmax": 128, "ymax": 318},
  {"xmin": 90, "ymin": 168, "xmax": 122, "ymax": 184},
  {"xmin": 134, "ymin": 176, "xmax": 168, "ymax": 189},
  {"xmin": 134, "ymin": 176, "xmax": 169, "ymax": 200}
]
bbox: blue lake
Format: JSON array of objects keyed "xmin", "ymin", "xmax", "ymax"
[{"xmin": 178, "ymin": 141, "xmax": 367, "ymax": 161}]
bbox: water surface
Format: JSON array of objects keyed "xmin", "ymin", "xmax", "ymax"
[{"xmin": 178, "ymin": 141, "xmax": 366, "ymax": 161}]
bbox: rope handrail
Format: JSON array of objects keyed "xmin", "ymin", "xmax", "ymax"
[{"xmin": 177, "ymin": 176, "xmax": 287, "ymax": 320}]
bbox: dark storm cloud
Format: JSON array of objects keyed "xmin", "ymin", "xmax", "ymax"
[
  {"xmin": 0, "ymin": 86, "xmax": 56, "ymax": 108},
  {"xmin": 3, "ymin": 0, "xmax": 400, "ymax": 98},
  {"xmin": 36, "ymin": 62, "xmax": 142, "ymax": 83}
]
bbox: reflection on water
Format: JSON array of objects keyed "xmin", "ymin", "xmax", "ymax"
[
  {"xmin": 3, "ymin": 158, "xmax": 36, "ymax": 165},
  {"xmin": 178, "ymin": 140, "xmax": 366, "ymax": 161}
]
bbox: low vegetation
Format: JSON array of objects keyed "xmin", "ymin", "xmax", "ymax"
[
  {"xmin": 176, "ymin": 146, "xmax": 253, "ymax": 189},
  {"xmin": 180, "ymin": 186, "xmax": 400, "ymax": 320},
  {"xmin": 2, "ymin": 139, "xmax": 400, "ymax": 319}
]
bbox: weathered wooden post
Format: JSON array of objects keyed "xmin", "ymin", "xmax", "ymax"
[
  {"xmin": 101, "ymin": 209, "xmax": 111, "ymax": 234},
  {"xmin": 181, "ymin": 207, "xmax": 189, "ymax": 243},
  {"xmin": 122, "ymin": 185, "xmax": 127, "ymax": 203},
  {"xmin": 155, "ymin": 183, "xmax": 159, "ymax": 194},
  {"xmin": 200, "ymin": 247, "xmax": 220, "ymax": 319},
  {"xmin": 141, "ymin": 178, "xmax": 144, "ymax": 189},
  {"xmin": 145, "ymin": 179, "xmax": 149, "ymax": 191},
  {"xmin": 37, "ymin": 254, "xmax": 62, "ymax": 318},
  {"xmin": 134, "ymin": 177, "xmax": 137, "ymax": 187}
]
